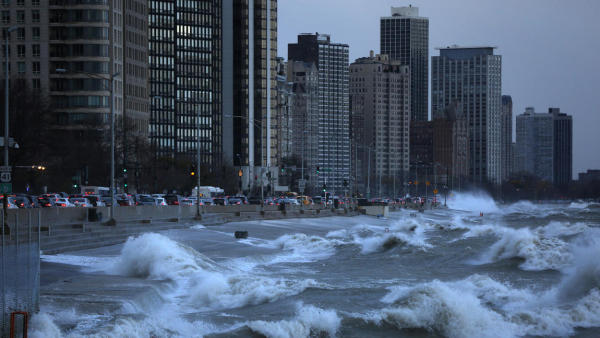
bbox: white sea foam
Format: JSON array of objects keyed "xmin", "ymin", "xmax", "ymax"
[
  {"xmin": 110, "ymin": 232, "xmax": 217, "ymax": 280},
  {"xmin": 30, "ymin": 312, "xmax": 63, "ymax": 338},
  {"xmin": 110, "ymin": 233, "xmax": 319, "ymax": 311},
  {"xmin": 358, "ymin": 270, "xmax": 600, "ymax": 338},
  {"xmin": 361, "ymin": 277, "xmax": 520, "ymax": 338},
  {"xmin": 447, "ymin": 191, "xmax": 500, "ymax": 214},
  {"xmin": 473, "ymin": 226, "xmax": 571, "ymax": 270},
  {"xmin": 247, "ymin": 304, "xmax": 341, "ymax": 338},
  {"xmin": 191, "ymin": 224, "xmax": 206, "ymax": 229}
]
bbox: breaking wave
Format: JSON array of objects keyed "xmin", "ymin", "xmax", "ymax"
[
  {"xmin": 458, "ymin": 220, "xmax": 590, "ymax": 271},
  {"xmin": 247, "ymin": 304, "xmax": 341, "ymax": 338},
  {"xmin": 355, "ymin": 263, "xmax": 600, "ymax": 338},
  {"xmin": 111, "ymin": 233, "xmax": 319, "ymax": 311},
  {"xmin": 446, "ymin": 191, "xmax": 499, "ymax": 214}
]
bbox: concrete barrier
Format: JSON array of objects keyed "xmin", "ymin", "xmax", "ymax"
[
  {"xmin": 6, "ymin": 203, "xmax": 360, "ymax": 230},
  {"xmin": 359, "ymin": 205, "xmax": 389, "ymax": 217}
]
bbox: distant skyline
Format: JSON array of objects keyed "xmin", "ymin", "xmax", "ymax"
[{"xmin": 278, "ymin": 0, "xmax": 600, "ymax": 178}]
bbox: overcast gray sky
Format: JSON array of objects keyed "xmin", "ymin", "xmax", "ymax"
[{"xmin": 278, "ymin": 0, "xmax": 600, "ymax": 178}]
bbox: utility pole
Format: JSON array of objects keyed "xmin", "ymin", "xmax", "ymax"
[{"xmin": 196, "ymin": 113, "xmax": 201, "ymax": 218}]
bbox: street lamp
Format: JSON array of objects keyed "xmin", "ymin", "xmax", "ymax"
[
  {"xmin": 3, "ymin": 26, "xmax": 17, "ymax": 215},
  {"xmin": 55, "ymin": 68, "xmax": 120, "ymax": 222}
]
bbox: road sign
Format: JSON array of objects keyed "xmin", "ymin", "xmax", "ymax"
[
  {"xmin": 298, "ymin": 179, "xmax": 306, "ymax": 192},
  {"xmin": 0, "ymin": 172, "xmax": 10, "ymax": 183},
  {"xmin": 0, "ymin": 166, "xmax": 11, "ymax": 172},
  {"xmin": 0, "ymin": 183, "xmax": 11, "ymax": 193}
]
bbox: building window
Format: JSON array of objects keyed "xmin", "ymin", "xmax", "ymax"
[
  {"xmin": 32, "ymin": 61, "xmax": 40, "ymax": 74},
  {"xmin": 32, "ymin": 0, "xmax": 40, "ymax": 6},
  {"xmin": 16, "ymin": 28, "xmax": 25, "ymax": 40},
  {"xmin": 16, "ymin": 11, "xmax": 24, "ymax": 24},
  {"xmin": 32, "ymin": 10, "xmax": 39, "ymax": 23},
  {"xmin": 32, "ymin": 44, "xmax": 39, "ymax": 57},
  {"xmin": 17, "ymin": 45, "xmax": 25, "ymax": 57},
  {"xmin": 32, "ymin": 78, "xmax": 40, "ymax": 89},
  {"xmin": 16, "ymin": 0, "xmax": 24, "ymax": 6},
  {"xmin": 1, "ymin": 11, "xmax": 8, "ymax": 24},
  {"xmin": 32, "ymin": 27, "xmax": 39, "ymax": 40},
  {"xmin": 17, "ymin": 62, "xmax": 25, "ymax": 73},
  {"xmin": 1, "ymin": 0, "xmax": 8, "ymax": 7}
]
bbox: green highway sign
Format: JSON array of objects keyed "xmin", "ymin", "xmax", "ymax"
[{"xmin": 0, "ymin": 183, "xmax": 12, "ymax": 194}]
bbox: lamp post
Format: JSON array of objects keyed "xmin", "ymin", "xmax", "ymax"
[
  {"xmin": 3, "ymin": 26, "xmax": 17, "ymax": 217},
  {"xmin": 196, "ymin": 110, "xmax": 201, "ymax": 218},
  {"xmin": 55, "ymin": 68, "xmax": 120, "ymax": 222}
]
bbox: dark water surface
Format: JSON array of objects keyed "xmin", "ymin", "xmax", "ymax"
[{"xmin": 32, "ymin": 194, "xmax": 600, "ymax": 337}]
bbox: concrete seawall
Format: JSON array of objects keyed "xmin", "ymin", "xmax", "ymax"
[{"xmin": 4, "ymin": 205, "xmax": 360, "ymax": 254}]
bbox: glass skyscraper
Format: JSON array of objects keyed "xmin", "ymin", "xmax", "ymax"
[
  {"xmin": 432, "ymin": 46, "xmax": 502, "ymax": 185},
  {"xmin": 149, "ymin": 0, "xmax": 222, "ymax": 168},
  {"xmin": 288, "ymin": 33, "xmax": 350, "ymax": 194},
  {"xmin": 380, "ymin": 6, "xmax": 428, "ymax": 122}
]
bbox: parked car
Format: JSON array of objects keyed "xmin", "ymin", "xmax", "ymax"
[
  {"xmin": 212, "ymin": 198, "xmax": 228, "ymax": 205},
  {"xmin": 55, "ymin": 198, "xmax": 75, "ymax": 207},
  {"xmin": 85, "ymin": 195, "xmax": 106, "ymax": 207},
  {"xmin": 116, "ymin": 194, "xmax": 134, "ymax": 206},
  {"xmin": 70, "ymin": 197, "xmax": 92, "ymax": 207},
  {"xmin": 135, "ymin": 195, "xmax": 157, "ymax": 206},
  {"xmin": 248, "ymin": 197, "xmax": 262, "ymax": 205},
  {"xmin": 199, "ymin": 198, "xmax": 214, "ymax": 205},
  {"xmin": 155, "ymin": 197, "xmax": 168, "ymax": 206},
  {"xmin": 101, "ymin": 196, "xmax": 117, "ymax": 207},
  {"xmin": 164, "ymin": 194, "xmax": 182, "ymax": 205},
  {"xmin": 37, "ymin": 197, "xmax": 55, "ymax": 208},
  {"xmin": 179, "ymin": 198, "xmax": 194, "ymax": 206},
  {"xmin": 227, "ymin": 197, "xmax": 243, "ymax": 205}
]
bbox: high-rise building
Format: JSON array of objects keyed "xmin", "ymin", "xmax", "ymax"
[
  {"xmin": 432, "ymin": 101, "xmax": 469, "ymax": 189},
  {"xmin": 380, "ymin": 6, "xmax": 428, "ymax": 121},
  {"xmin": 275, "ymin": 57, "xmax": 293, "ymax": 165},
  {"xmin": 515, "ymin": 107, "xmax": 554, "ymax": 181},
  {"xmin": 26, "ymin": 0, "xmax": 148, "ymax": 134},
  {"xmin": 149, "ymin": 0, "xmax": 222, "ymax": 170},
  {"xmin": 230, "ymin": 0, "xmax": 277, "ymax": 174},
  {"xmin": 287, "ymin": 60, "xmax": 319, "ymax": 192},
  {"xmin": 288, "ymin": 33, "xmax": 350, "ymax": 194},
  {"xmin": 550, "ymin": 107, "xmax": 572, "ymax": 187},
  {"xmin": 350, "ymin": 52, "xmax": 410, "ymax": 196},
  {"xmin": 500, "ymin": 95, "xmax": 513, "ymax": 182},
  {"xmin": 432, "ymin": 46, "xmax": 502, "ymax": 185}
]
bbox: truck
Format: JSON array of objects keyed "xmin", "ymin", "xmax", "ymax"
[
  {"xmin": 191, "ymin": 186, "xmax": 224, "ymax": 198},
  {"xmin": 80, "ymin": 186, "xmax": 110, "ymax": 197}
]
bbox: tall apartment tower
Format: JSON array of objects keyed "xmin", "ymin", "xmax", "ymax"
[
  {"xmin": 515, "ymin": 107, "xmax": 554, "ymax": 182},
  {"xmin": 550, "ymin": 108, "xmax": 572, "ymax": 187},
  {"xmin": 287, "ymin": 60, "xmax": 319, "ymax": 191},
  {"xmin": 149, "ymin": 0, "xmax": 223, "ymax": 169},
  {"xmin": 48, "ymin": 0, "xmax": 148, "ymax": 133},
  {"xmin": 288, "ymin": 33, "xmax": 349, "ymax": 194},
  {"xmin": 432, "ymin": 46, "xmax": 502, "ymax": 185},
  {"xmin": 380, "ymin": 6, "xmax": 428, "ymax": 121},
  {"xmin": 500, "ymin": 95, "xmax": 513, "ymax": 182},
  {"xmin": 230, "ymin": 0, "xmax": 278, "ymax": 172},
  {"xmin": 350, "ymin": 52, "xmax": 410, "ymax": 196}
]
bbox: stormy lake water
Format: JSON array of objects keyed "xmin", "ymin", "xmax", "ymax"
[{"xmin": 31, "ymin": 193, "xmax": 600, "ymax": 337}]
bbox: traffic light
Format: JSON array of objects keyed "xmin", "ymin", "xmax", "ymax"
[
  {"xmin": 316, "ymin": 166, "xmax": 320, "ymax": 174},
  {"xmin": 123, "ymin": 168, "xmax": 127, "ymax": 173},
  {"xmin": 322, "ymin": 184, "xmax": 327, "ymax": 192},
  {"xmin": 190, "ymin": 164, "xmax": 196, "ymax": 176},
  {"xmin": 343, "ymin": 179, "xmax": 348, "ymax": 187},
  {"xmin": 280, "ymin": 165, "xmax": 285, "ymax": 173}
]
